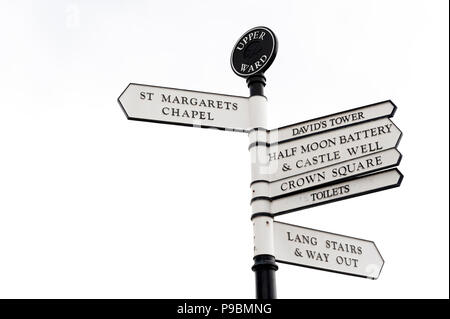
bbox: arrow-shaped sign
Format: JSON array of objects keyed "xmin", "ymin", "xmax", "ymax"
[
  {"xmin": 251, "ymin": 148, "xmax": 402, "ymax": 200},
  {"xmin": 251, "ymin": 168, "xmax": 403, "ymax": 216},
  {"xmin": 251, "ymin": 118, "xmax": 402, "ymax": 182},
  {"xmin": 273, "ymin": 221, "xmax": 384, "ymax": 279},
  {"xmin": 249, "ymin": 100, "xmax": 396, "ymax": 145},
  {"xmin": 118, "ymin": 83, "xmax": 251, "ymax": 132}
]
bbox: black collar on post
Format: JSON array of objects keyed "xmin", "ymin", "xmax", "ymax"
[
  {"xmin": 247, "ymin": 73, "xmax": 266, "ymax": 97},
  {"xmin": 252, "ymin": 254, "xmax": 278, "ymax": 299}
]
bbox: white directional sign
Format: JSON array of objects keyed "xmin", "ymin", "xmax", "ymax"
[
  {"xmin": 251, "ymin": 169, "xmax": 403, "ymax": 216},
  {"xmin": 251, "ymin": 148, "xmax": 402, "ymax": 200},
  {"xmin": 251, "ymin": 117, "xmax": 402, "ymax": 182},
  {"xmin": 273, "ymin": 221, "xmax": 384, "ymax": 279},
  {"xmin": 118, "ymin": 83, "xmax": 251, "ymax": 132},
  {"xmin": 249, "ymin": 100, "xmax": 396, "ymax": 145}
]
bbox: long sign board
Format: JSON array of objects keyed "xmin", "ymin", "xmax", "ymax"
[
  {"xmin": 251, "ymin": 169, "xmax": 403, "ymax": 216},
  {"xmin": 251, "ymin": 148, "xmax": 402, "ymax": 200},
  {"xmin": 249, "ymin": 100, "xmax": 397, "ymax": 145},
  {"xmin": 273, "ymin": 221, "xmax": 384, "ymax": 279},
  {"xmin": 118, "ymin": 83, "xmax": 251, "ymax": 132},
  {"xmin": 251, "ymin": 117, "xmax": 402, "ymax": 182}
]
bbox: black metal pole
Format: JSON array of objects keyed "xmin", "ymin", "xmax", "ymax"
[
  {"xmin": 252, "ymin": 254, "xmax": 278, "ymax": 299},
  {"xmin": 248, "ymin": 73, "xmax": 278, "ymax": 299},
  {"xmin": 246, "ymin": 73, "xmax": 266, "ymax": 96}
]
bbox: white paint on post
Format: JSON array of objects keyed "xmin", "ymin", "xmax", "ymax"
[
  {"xmin": 119, "ymin": 83, "xmax": 251, "ymax": 132},
  {"xmin": 273, "ymin": 221, "xmax": 384, "ymax": 279},
  {"xmin": 248, "ymin": 95, "xmax": 274, "ymax": 257},
  {"xmin": 248, "ymin": 95, "xmax": 268, "ymax": 129},
  {"xmin": 253, "ymin": 216, "xmax": 275, "ymax": 256}
]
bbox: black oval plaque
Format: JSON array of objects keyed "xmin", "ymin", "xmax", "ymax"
[{"xmin": 230, "ymin": 26, "xmax": 278, "ymax": 78}]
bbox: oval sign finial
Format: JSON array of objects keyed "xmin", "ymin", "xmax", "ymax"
[{"xmin": 230, "ymin": 26, "xmax": 278, "ymax": 78}]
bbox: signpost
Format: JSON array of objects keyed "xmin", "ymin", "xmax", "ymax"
[
  {"xmin": 118, "ymin": 26, "xmax": 404, "ymax": 299},
  {"xmin": 230, "ymin": 26, "xmax": 280, "ymax": 300},
  {"xmin": 273, "ymin": 221, "xmax": 384, "ymax": 279}
]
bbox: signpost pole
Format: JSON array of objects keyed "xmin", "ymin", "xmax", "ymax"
[
  {"xmin": 247, "ymin": 74, "xmax": 278, "ymax": 299},
  {"xmin": 118, "ymin": 25, "xmax": 404, "ymax": 298}
]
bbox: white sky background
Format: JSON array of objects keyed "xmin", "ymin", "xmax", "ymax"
[{"xmin": 0, "ymin": 0, "xmax": 448, "ymax": 298}]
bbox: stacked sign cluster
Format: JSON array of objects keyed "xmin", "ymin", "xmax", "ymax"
[{"xmin": 249, "ymin": 100, "xmax": 403, "ymax": 278}]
